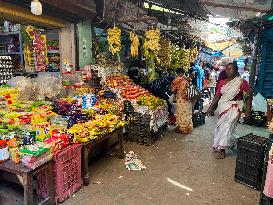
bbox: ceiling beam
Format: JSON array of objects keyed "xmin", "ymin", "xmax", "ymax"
[
  {"xmin": 200, "ymin": 0, "xmax": 269, "ymax": 12},
  {"xmin": 0, "ymin": 1, "xmax": 65, "ymax": 28},
  {"xmin": 41, "ymin": 0, "xmax": 96, "ymax": 19}
]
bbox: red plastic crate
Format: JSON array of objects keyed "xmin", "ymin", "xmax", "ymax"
[{"xmin": 38, "ymin": 144, "xmax": 83, "ymax": 203}]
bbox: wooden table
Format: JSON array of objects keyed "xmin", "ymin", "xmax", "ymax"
[
  {"xmin": 81, "ymin": 128, "xmax": 124, "ymax": 186},
  {"xmin": 0, "ymin": 160, "xmax": 55, "ymax": 205}
]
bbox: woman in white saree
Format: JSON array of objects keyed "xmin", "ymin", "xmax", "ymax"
[{"xmin": 207, "ymin": 63, "xmax": 251, "ymax": 159}]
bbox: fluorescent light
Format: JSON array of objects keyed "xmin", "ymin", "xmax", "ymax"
[{"xmin": 256, "ymin": 12, "xmax": 261, "ymax": 17}]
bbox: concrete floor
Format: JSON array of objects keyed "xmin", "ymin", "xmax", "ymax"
[
  {"xmin": 0, "ymin": 116, "xmax": 263, "ymax": 205},
  {"xmin": 63, "ymin": 116, "xmax": 260, "ymax": 205}
]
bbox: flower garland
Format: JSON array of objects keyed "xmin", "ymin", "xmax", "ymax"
[{"xmin": 130, "ymin": 32, "xmax": 140, "ymax": 58}]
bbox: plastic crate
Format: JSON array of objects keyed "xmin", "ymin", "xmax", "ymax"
[
  {"xmin": 260, "ymin": 193, "xmax": 273, "ymax": 205},
  {"xmin": 38, "ymin": 144, "xmax": 83, "ymax": 203},
  {"xmin": 235, "ymin": 134, "xmax": 268, "ymax": 191},
  {"xmin": 260, "ymin": 135, "xmax": 273, "ymax": 204}
]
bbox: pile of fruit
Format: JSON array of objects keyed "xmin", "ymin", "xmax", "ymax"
[
  {"xmin": 130, "ymin": 32, "xmax": 140, "ymax": 58},
  {"xmin": 105, "ymin": 74, "xmax": 134, "ymax": 89},
  {"xmin": 68, "ymin": 114, "xmax": 126, "ymax": 142},
  {"xmin": 105, "ymin": 74, "xmax": 151, "ymax": 101},
  {"xmin": 95, "ymin": 99, "xmax": 123, "ymax": 115},
  {"xmin": 120, "ymin": 85, "xmax": 150, "ymax": 100},
  {"xmin": 137, "ymin": 96, "xmax": 165, "ymax": 110}
]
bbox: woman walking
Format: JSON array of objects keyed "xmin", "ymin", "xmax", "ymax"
[
  {"xmin": 207, "ymin": 63, "xmax": 251, "ymax": 159},
  {"xmin": 171, "ymin": 69, "xmax": 193, "ymax": 134}
]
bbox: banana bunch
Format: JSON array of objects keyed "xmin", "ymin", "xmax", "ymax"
[
  {"xmin": 190, "ymin": 47, "xmax": 199, "ymax": 62},
  {"xmin": 107, "ymin": 27, "xmax": 121, "ymax": 55},
  {"xmin": 130, "ymin": 32, "xmax": 140, "ymax": 58},
  {"xmin": 143, "ymin": 28, "xmax": 161, "ymax": 59},
  {"xmin": 180, "ymin": 49, "xmax": 191, "ymax": 72},
  {"xmin": 170, "ymin": 45, "xmax": 182, "ymax": 70},
  {"xmin": 96, "ymin": 52, "xmax": 107, "ymax": 67},
  {"xmin": 158, "ymin": 38, "xmax": 172, "ymax": 69}
]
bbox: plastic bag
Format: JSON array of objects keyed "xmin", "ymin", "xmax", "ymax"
[
  {"xmin": 7, "ymin": 77, "xmax": 34, "ymax": 101},
  {"xmin": 168, "ymin": 94, "xmax": 176, "ymax": 114},
  {"xmin": 252, "ymin": 93, "xmax": 267, "ymax": 113},
  {"xmin": 33, "ymin": 73, "xmax": 64, "ymax": 101}
]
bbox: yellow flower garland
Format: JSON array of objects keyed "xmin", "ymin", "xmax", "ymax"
[{"xmin": 130, "ymin": 32, "xmax": 140, "ymax": 57}]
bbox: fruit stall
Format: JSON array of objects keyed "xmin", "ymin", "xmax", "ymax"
[
  {"xmin": 0, "ymin": 19, "xmax": 203, "ymax": 203},
  {"xmin": 0, "ymin": 65, "xmax": 170, "ymax": 203},
  {"xmin": 0, "ymin": 80, "xmax": 127, "ymax": 203}
]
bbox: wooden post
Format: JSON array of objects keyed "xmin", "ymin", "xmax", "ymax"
[{"xmin": 249, "ymin": 25, "xmax": 260, "ymax": 101}]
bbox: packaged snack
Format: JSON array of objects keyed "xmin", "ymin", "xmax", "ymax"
[
  {"xmin": 0, "ymin": 140, "xmax": 10, "ymax": 162},
  {"xmin": 23, "ymin": 130, "xmax": 36, "ymax": 145},
  {"xmin": 7, "ymin": 138, "xmax": 18, "ymax": 148},
  {"xmin": 20, "ymin": 143, "xmax": 49, "ymax": 157},
  {"xmin": 10, "ymin": 148, "xmax": 20, "ymax": 164}
]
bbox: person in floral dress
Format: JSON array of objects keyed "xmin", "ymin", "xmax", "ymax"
[{"xmin": 171, "ymin": 69, "xmax": 193, "ymax": 134}]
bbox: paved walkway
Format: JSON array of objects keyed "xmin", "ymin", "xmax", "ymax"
[{"xmin": 64, "ymin": 117, "xmax": 261, "ymax": 205}]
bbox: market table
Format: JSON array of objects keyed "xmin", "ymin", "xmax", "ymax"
[
  {"xmin": 0, "ymin": 160, "xmax": 55, "ymax": 205},
  {"xmin": 81, "ymin": 127, "xmax": 124, "ymax": 186}
]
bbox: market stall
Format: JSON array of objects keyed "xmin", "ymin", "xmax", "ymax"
[{"xmin": 0, "ymin": 7, "xmax": 205, "ymax": 202}]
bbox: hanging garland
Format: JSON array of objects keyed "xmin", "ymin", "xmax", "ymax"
[
  {"xmin": 107, "ymin": 27, "xmax": 121, "ymax": 63},
  {"xmin": 143, "ymin": 28, "xmax": 161, "ymax": 81},
  {"xmin": 130, "ymin": 31, "xmax": 140, "ymax": 58}
]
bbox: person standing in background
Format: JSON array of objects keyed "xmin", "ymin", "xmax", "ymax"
[
  {"xmin": 189, "ymin": 61, "xmax": 205, "ymax": 91},
  {"xmin": 189, "ymin": 61, "xmax": 205, "ymax": 111},
  {"xmin": 216, "ymin": 66, "xmax": 227, "ymax": 92},
  {"xmin": 171, "ymin": 68, "xmax": 193, "ymax": 134},
  {"xmin": 207, "ymin": 69, "xmax": 217, "ymax": 100},
  {"xmin": 242, "ymin": 68, "xmax": 250, "ymax": 83}
]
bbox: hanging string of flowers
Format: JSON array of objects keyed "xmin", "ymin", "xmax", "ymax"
[{"xmin": 130, "ymin": 31, "xmax": 140, "ymax": 58}]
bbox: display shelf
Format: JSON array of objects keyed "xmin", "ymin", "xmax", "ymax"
[
  {"xmin": 0, "ymin": 31, "xmax": 20, "ymax": 36},
  {"xmin": 47, "ymin": 50, "xmax": 60, "ymax": 54},
  {"xmin": 13, "ymin": 71, "xmax": 38, "ymax": 78},
  {"xmin": 0, "ymin": 52, "xmax": 21, "ymax": 55}
]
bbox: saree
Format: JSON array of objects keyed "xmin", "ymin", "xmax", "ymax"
[
  {"xmin": 214, "ymin": 77, "xmax": 243, "ymax": 150},
  {"xmin": 172, "ymin": 76, "xmax": 193, "ymax": 134}
]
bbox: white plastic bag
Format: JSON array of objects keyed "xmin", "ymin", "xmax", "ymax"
[
  {"xmin": 7, "ymin": 76, "xmax": 34, "ymax": 101},
  {"xmin": 252, "ymin": 93, "xmax": 267, "ymax": 113},
  {"xmin": 168, "ymin": 94, "xmax": 176, "ymax": 114}
]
